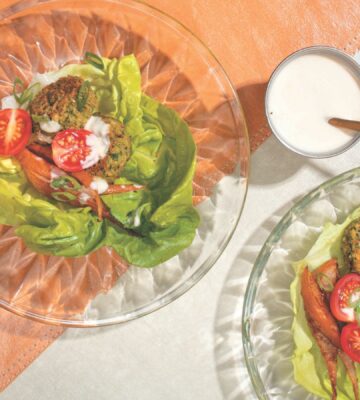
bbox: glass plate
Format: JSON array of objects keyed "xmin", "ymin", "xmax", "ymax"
[
  {"xmin": 242, "ymin": 167, "xmax": 360, "ymax": 399},
  {"xmin": 0, "ymin": 0, "xmax": 249, "ymax": 326}
]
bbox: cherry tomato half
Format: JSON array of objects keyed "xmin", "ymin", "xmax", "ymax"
[
  {"xmin": 52, "ymin": 129, "xmax": 92, "ymax": 172},
  {"xmin": 0, "ymin": 109, "xmax": 32, "ymax": 155},
  {"xmin": 341, "ymin": 323, "xmax": 360, "ymax": 363},
  {"xmin": 330, "ymin": 273, "xmax": 360, "ymax": 322}
]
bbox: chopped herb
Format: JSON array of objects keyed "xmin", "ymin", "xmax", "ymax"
[
  {"xmin": 76, "ymin": 81, "xmax": 90, "ymax": 112},
  {"xmin": 84, "ymin": 52, "xmax": 104, "ymax": 70},
  {"xmin": 12, "ymin": 77, "xmax": 40, "ymax": 106},
  {"xmin": 31, "ymin": 114, "xmax": 49, "ymax": 123},
  {"xmin": 13, "ymin": 77, "xmax": 24, "ymax": 98},
  {"xmin": 51, "ymin": 191, "xmax": 77, "ymax": 202},
  {"xmin": 316, "ymin": 272, "xmax": 334, "ymax": 293},
  {"xmin": 50, "ymin": 176, "xmax": 81, "ymax": 191}
]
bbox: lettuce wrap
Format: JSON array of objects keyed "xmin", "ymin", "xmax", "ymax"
[
  {"xmin": 291, "ymin": 207, "xmax": 360, "ymax": 399},
  {"xmin": 0, "ymin": 55, "xmax": 199, "ymax": 267}
]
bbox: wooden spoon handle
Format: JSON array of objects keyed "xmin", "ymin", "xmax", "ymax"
[{"xmin": 328, "ymin": 118, "xmax": 360, "ymax": 131}]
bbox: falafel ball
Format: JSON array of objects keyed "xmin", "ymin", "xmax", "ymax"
[
  {"xmin": 29, "ymin": 77, "xmax": 131, "ymax": 182},
  {"xmin": 29, "ymin": 76, "xmax": 98, "ymax": 140},
  {"xmin": 342, "ymin": 217, "xmax": 360, "ymax": 273},
  {"xmin": 86, "ymin": 117, "xmax": 131, "ymax": 183}
]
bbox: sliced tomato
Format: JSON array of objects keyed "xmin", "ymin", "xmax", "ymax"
[
  {"xmin": 52, "ymin": 129, "xmax": 92, "ymax": 172},
  {"xmin": 341, "ymin": 323, "xmax": 360, "ymax": 363},
  {"xmin": 0, "ymin": 109, "xmax": 31, "ymax": 155},
  {"xmin": 330, "ymin": 273, "xmax": 360, "ymax": 322}
]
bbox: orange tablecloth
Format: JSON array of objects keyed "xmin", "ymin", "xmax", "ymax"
[
  {"xmin": 149, "ymin": 0, "xmax": 360, "ymax": 150},
  {"xmin": 0, "ymin": 0, "xmax": 359, "ymax": 392}
]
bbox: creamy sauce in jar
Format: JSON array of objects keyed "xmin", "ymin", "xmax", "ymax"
[{"xmin": 267, "ymin": 51, "xmax": 360, "ymax": 157}]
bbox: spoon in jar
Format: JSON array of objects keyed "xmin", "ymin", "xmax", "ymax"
[{"xmin": 328, "ymin": 118, "xmax": 360, "ymax": 132}]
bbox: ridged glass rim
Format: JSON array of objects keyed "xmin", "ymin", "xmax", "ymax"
[
  {"xmin": 0, "ymin": 0, "xmax": 250, "ymax": 327},
  {"xmin": 242, "ymin": 166, "xmax": 360, "ymax": 399}
]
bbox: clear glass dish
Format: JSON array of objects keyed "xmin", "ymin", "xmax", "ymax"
[
  {"xmin": 0, "ymin": 0, "xmax": 249, "ymax": 326},
  {"xmin": 242, "ymin": 167, "xmax": 360, "ymax": 399}
]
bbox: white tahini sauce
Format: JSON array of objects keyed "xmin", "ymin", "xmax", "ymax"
[
  {"xmin": 1, "ymin": 95, "xmax": 19, "ymax": 110},
  {"xmin": 267, "ymin": 53, "xmax": 360, "ymax": 156},
  {"xmin": 81, "ymin": 116, "xmax": 110, "ymax": 169},
  {"xmin": 133, "ymin": 209, "xmax": 141, "ymax": 227},
  {"xmin": 90, "ymin": 177, "xmax": 109, "ymax": 194},
  {"xmin": 40, "ymin": 119, "xmax": 62, "ymax": 134},
  {"xmin": 78, "ymin": 191, "xmax": 91, "ymax": 205}
]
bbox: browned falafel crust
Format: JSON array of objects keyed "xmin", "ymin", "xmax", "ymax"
[
  {"xmin": 342, "ymin": 217, "xmax": 360, "ymax": 273},
  {"xmin": 86, "ymin": 117, "xmax": 131, "ymax": 183},
  {"xmin": 29, "ymin": 76, "xmax": 98, "ymax": 138},
  {"xmin": 29, "ymin": 76, "xmax": 131, "ymax": 182}
]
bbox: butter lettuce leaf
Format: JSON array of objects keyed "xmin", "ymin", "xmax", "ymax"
[
  {"xmin": 292, "ymin": 207, "xmax": 360, "ymax": 399},
  {"xmin": 0, "ymin": 54, "xmax": 199, "ymax": 267},
  {"xmin": 102, "ymin": 94, "xmax": 200, "ymax": 266},
  {"xmin": 0, "ymin": 166, "xmax": 106, "ymax": 256}
]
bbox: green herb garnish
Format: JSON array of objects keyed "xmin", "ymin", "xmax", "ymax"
[
  {"xmin": 31, "ymin": 114, "xmax": 50, "ymax": 123},
  {"xmin": 316, "ymin": 272, "xmax": 334, "ymax": 293},
  {"xmin": 50, "ymin": 176, "xmax": 81, "ymax": 191},
  {"xmin": 84, "ymin": 52, "xmax": 104, "ymax": 70},
  {"xmin": 12, "ymin": 78, "xmax": 40, "ymax": 106},
  {"xmin": 76, "ymin": 80, "xmax": 90, "ymax": 111},
  {"xmin": 51, "ymin": 191, "xmax": 77, "ymax": 202}
]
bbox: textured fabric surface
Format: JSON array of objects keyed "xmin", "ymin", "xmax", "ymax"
[
  {"xmin": 0, "ymin": 310, "xmax": 64, "ymax": 391},
  {"xmin": 0, "ymin": 0, "xmax": 359, "ymax": 393}
]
